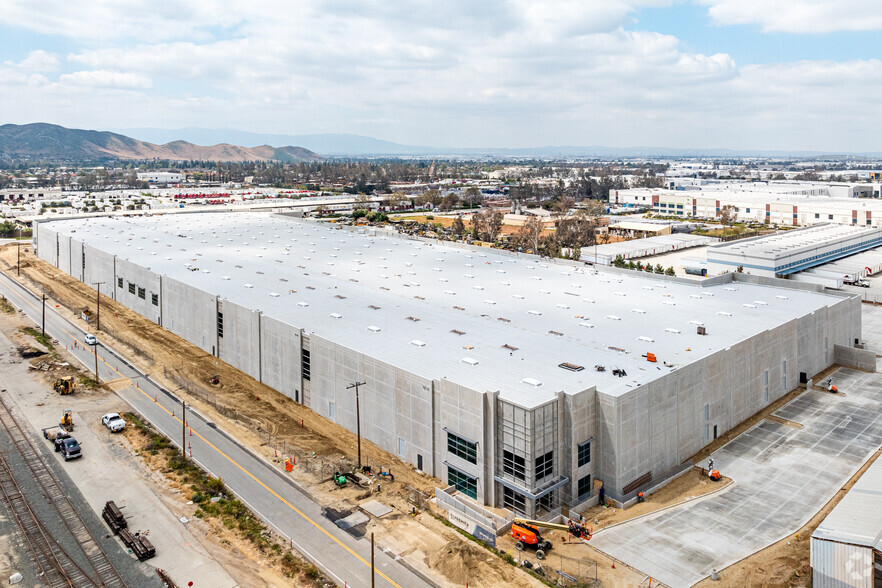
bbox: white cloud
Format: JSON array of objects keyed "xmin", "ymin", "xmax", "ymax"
[
  {"xmin": 699, "ymin": 0, "xmax": 882, "ymax": 33},
  {"xmin": 0, "ymin": 0, "xmax": 880, "ymax": 150},
  {"xmin": 59, "ymin": 70, "xmax": 153, "ymax": 89},
  {"xmin": 4, "ymin": 50, "xmax": 60, "ymax": 72}
]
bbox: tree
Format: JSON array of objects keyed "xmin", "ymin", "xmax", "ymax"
[
  {"xmin": 654, "ymin": 264, "xmax": 664, "ymax": 274},
  {"xmin": 554, "ymin": 199, "xmax": 605, "ymax": 253},
  {"xmin": 665, "ymin": 267, "xmax": 675, "ymax": 276},
  {"xmin": 644, "ymin": 264, "xmax": 653, "ymax": 273},
  {"xmin": 550, "ymin": 197, "xmax": 575, "ymax": 222},
  {"xmin": 719, "ymin": 204, "xmax": 737, "ymax": 226},
  {"xmin": 539, "ymin": 234, "xmax": 561, "ymax": 258},
  {"xmin": 451, "ymin": 216, "xmax": 465, "ymax": 236},
  {"xmin": 0, "ymin": 220, "xmax": 17, "ymax": 237},
  {"xmin": 628, "ymin": 260, "xmax": 637, "ymax": 270},
  {"xmin": 440, "ymin": 192, "xmax": 460, "ymax": 211},
  {"xmin": 464, "ymin": 186, "xmax": 482, "ymax": 208},
  {"xmin": 513, "ymin": 216, "xmax": 543, "ymax": 254},
  {"xmin": 415, "ymin": 189, "xmax": 442, "ymax": 209},
  {"xmin": 472, "ymin": 208, "xmax": 504, "ymax": 241}
]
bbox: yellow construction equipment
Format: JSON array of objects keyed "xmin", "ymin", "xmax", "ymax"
[
  {"xmin": 60, "ymin": 409, "xmax": 74, "ymax": 432},
  {"xmin": 53, "ymin": 377, "xmax": 75, "ymax": 395}
]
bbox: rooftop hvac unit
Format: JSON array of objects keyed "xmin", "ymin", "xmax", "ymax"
[{"xmin": 697, "ymin": 326, "xmax": 707, "ymax": 335}]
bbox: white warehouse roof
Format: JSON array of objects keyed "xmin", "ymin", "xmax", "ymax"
[
  {"xmin": 43, "ymin": 213, "xmax": 848, "ymax": 408},
  {"xmin": 708, "ymin": 224, "xmax": 882, "ymax": 275},
  {"xmin": 813, "ymin": 456, "xmax": 882, "ymax": 551},
  {"xmin": 583, "ymin": 234, "xmax": 716, "ymax": 265}
]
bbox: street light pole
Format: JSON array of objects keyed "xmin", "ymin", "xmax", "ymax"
[
  {"xmin": 92, "ymin": 282, "xmax": 105, "ymax": 331},
  {"xmin": 17, "ymin": 226, "xmax": 21, "ymax": 277},
  {"xmin": 41, "ymin": 293, "xmax": 46, "ymax": 335},
  {"xmin": 347, "ymin": 381, "xmax": 366, "ymax": 469},
  {"xmin": 182, "ymin": 400, "xmax": 187, "ymax": 461}
]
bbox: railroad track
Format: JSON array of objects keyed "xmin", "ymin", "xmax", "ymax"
[
  {"xmin": 0, "ymin": 452, "xmax": 94, "ymax": 587},
  {"xmin": 0, "ymin": 395, "xmax": 127, "ymax": 588}
]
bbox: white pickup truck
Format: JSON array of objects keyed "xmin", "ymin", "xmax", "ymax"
[{"xmin": 101, "ymin": 413, "xmax": 126, "ymax": 432}]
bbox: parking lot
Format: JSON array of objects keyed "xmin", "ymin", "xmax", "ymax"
[{"xmin": 591, "ymin": 360, "xmax": 882, "ymax": 586}]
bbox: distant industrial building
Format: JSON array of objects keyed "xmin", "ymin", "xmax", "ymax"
[
  {"xmin": 811, "ymin": 456, "xmax": 882, "ymax": 587},
  {"xmin": 137, "ymin": 172, "xmax": 184, "ymax": 184},
  {"xmin": 0, "ymin": 188, "xmax": 61, "ymax": 201},
  {"xmin": 611, "ymin": 185, "xmax": 882, "ymax": 227},
  {"xmin": 582, "ymin": 234, "xmax": 715, "ymax": 266},
  {"xmin": 35, "ymin": 213, "xmax": 862, "ymax": 519},
  {"xmin": 706, "ymin": 225, "xmax": 882, "ymax": 277}
]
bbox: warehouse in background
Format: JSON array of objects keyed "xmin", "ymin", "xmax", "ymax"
[{"xmin": 706, "ymin": 224, "xmax": 882, "ymax": 278}]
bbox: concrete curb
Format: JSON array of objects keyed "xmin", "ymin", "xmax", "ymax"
[{"xmin": 591, "ymin": 476, "xmax": 735, "ymax": 536}]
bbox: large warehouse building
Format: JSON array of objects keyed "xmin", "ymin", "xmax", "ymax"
[
  {"xmin": 707, "ymin": 224, "xmax": 882, "ymax": 277},
  {"xmin": 34, "ymin": 213, "xmax": 862, "ymax": 518}
]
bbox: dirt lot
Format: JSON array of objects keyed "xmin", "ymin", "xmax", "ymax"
[{"xmin": 392, "ymin": 214, "xmax": 628, "ymax": 242}]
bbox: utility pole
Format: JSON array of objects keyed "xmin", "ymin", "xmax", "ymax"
[
  {"xmin": 92, "ymin": 282, "xmax": 105, "ymax": 331},
  {"xmin": 41, "ymin": 293, "xmax": 46, "ymax": 335},
  {"xmin": 94, "ymin": 343, "xmax": 99, "ymax": 384},
  {"xmin": 16, "ymin": 226, "xmax": 21, "ymax": 277},
  {"xmin": 182, "ymin": 400, "xmax": 187, "ymax": 460},
  {"xmin": 371, "ymin": 532, "xmax": 375, "ymax": 588},
  {"xmin": 347, "ymin": 381, "xmax": 366, "ymax": 469}
]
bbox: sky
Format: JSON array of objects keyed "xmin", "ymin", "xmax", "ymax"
[{"xmin": 1, "ymin": 0, "xmax": 881, "ymax": 151}]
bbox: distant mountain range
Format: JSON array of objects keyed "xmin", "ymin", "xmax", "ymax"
[
  {"xmin": 117, "ymin": 127, "xmax": 882, "ymax": 159},
  {"xmin": 3, "ymin": 123, "xmax": 878, "ymax": 161},
  {"xmin": 0, "ymin": 123, "xmax": 322, "ymax": 162}
]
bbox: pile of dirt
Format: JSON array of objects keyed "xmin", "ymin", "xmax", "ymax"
[
  {"xmin": 426, "ymin": 539, "xmax": 494, "ymax": 585},
  {"xmin": 582, "ymin": 468, "xmax": 731, "ymax": 529}
]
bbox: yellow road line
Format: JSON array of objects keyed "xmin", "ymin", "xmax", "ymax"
[
  {"xmin": 127, "ymin": 383, "xmax": 402, "ymax": 587},
  {"xmin": 1, "ymin": 274, "xmax": 401, "ymax": 587}
]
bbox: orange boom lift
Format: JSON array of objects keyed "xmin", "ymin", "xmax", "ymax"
[{"xmin": 511, "ymin": 518, "xmax": 593, "ymax": 559}]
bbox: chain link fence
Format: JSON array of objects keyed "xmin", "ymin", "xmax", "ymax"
[
  {"xmin": 546, "ymin": 554, "xmax": 598, "ymax": 586},
  {"xmin": 405, "ymin": 485, "xmax": 431, "ymax": 511}
]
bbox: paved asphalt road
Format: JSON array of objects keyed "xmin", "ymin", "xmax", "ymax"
[{"xmin": 0, "ymin": 270, "xmax": 431, "ymax": 588}]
